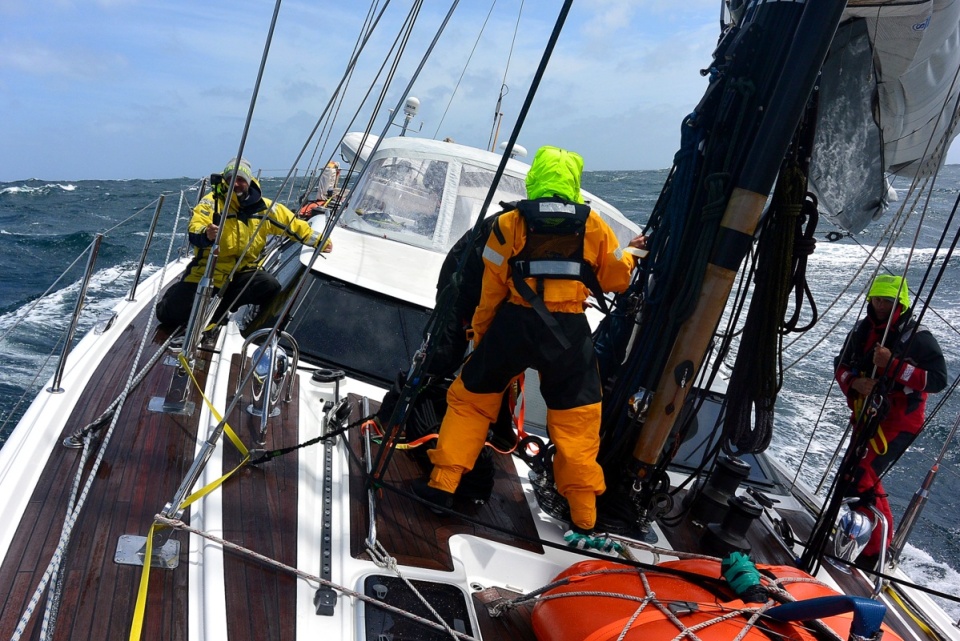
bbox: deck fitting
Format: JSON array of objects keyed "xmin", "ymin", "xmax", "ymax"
[{"xmin": 115, "ymin": 534, "xmax": 180, "ymax": 569}]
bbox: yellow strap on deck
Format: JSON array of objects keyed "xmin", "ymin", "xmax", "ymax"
[{"xmin": 129, "ymin": 353, "xmax": 256, "ymax": 640}]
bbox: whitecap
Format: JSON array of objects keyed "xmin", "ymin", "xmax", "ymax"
[{"xmin": 898, "ymin": 544, "xmax": 960, "ymax": 620}]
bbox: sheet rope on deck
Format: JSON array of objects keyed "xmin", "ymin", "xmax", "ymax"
[{"xmin": 152, "ymin": 515, "xmax": 483, "ymax": 641}]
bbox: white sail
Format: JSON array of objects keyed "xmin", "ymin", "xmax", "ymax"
[{"xmin": 811, "ymin": 0, "xmax": 960, "ymax": 231}]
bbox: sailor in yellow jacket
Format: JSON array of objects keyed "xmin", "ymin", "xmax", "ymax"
[
  {"xmin": 157, "ymin": 157, "xmax": 332, "ymax": 327},
  {"xmin": 416, "ymin": 146, "xmax": 645, "ymax": 532}
]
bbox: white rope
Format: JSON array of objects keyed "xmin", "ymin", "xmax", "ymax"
[
  {"xmin": 155, "ymin": 516, "xmax": 482, "ymax": 641},
  {"xmin": 10, "ymin": 192, "xmax": 187, "ymax": 641},
  {"xmin": 366, "ymin": 539, "xmax": 466, "ymax": 640}
]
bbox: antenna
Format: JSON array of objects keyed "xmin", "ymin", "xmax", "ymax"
[
  {"xmin": 498, "ymin": 141, "xmax": 527, "ymax": 159},
  {"xmin": 393, "ymin": 96, "xmax": 421, "ymax": 137}
]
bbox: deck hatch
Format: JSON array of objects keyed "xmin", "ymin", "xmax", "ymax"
[{"xmin": 361, "ymin": 575, "xmax": 473, "ymax": 639}]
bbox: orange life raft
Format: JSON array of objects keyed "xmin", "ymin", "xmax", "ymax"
[{"xmin": 531, "ymin": 559, "xmax": 901, "ymax": 641}]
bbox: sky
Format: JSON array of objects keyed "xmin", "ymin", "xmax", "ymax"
[
  {"xmin": 1, "ymin": 0, "xmax": 958, "ymax": 181},
  {"xmin": 0, "ymin": 0, "xmax": 736, "ymax": 180}
]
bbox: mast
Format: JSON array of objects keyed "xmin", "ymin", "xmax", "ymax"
[{"xmin": 623, "ymin": 0, "xmax": 847, "ymax": 521}]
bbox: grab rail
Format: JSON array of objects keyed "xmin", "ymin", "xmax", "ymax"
[{"xmin": 48, "ymin": 234, "xmax": 103, "ymax": 394}]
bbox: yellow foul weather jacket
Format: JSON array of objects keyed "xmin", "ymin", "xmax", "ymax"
[{"xmin": 186, "ymin": 181, "xmax": 327, "ymax": 287}]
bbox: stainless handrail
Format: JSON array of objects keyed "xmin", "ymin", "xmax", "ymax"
[
  {"xmin": 48, "ymin": 234, "xmax": 103, "ymax": 394},
  {"xmin": 235, "ymin": 328, "xmax": 300, "ymax": 444},
  {"xmin": 127, "ymin": 195, "xmax": 165, "ymax": 302}
]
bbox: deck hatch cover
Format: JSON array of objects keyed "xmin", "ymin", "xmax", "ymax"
[{"xmin": 362, "ymin": 575, "xmax": 473, "ymax": 639}]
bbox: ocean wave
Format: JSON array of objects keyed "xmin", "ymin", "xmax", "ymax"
[
  {"xmin": 0, "ymin": 183, "xmax": 77, "ymax": 196},
  {"xmin": 899, "ymin": 544, "xmax": 960, "ymax": 619},
  {"xmin": 0, "ymin": 262, "xmax": 158, "ymax": 340}
]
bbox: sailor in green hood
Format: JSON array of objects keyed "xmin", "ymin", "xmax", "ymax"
[
  {"xmin": 834, "ymin": 274, "xmax": 947, "ymax": 566},
  {"xmin": 414, "ymin": 146, "xmax": 646, "ymax": 536}
]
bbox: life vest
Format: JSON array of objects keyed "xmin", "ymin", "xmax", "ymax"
[{"xmin": 509, "ymin": 198, "xmax": 609, "ymax": 314}]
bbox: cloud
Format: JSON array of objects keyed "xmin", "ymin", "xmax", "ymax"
[{"xmin": 4, "ymin": 0, "xmax": 960, "ymax": 180}]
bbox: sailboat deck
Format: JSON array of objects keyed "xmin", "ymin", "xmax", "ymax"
[
  {"xmin": 0, "ymin": 311, "xmax": 198, "ymax": 640},
  {"xmin": 347, "ymin": 403, "xmax": 543, "ymax": 572},
  {"xmin": 0, "ymin": 307, "xmax": 307, "ymax": 641},
  {"xmin": 0, "ymin": 302, "xmax": 943, "ymax": 641},
  {"xmin": 221, "ymin": 354, "xmax": 302, "ymax": 641}
]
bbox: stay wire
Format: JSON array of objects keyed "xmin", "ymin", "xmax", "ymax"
[
  {"xmin": 208, "ymin": 0, "xmax": 404, "ymax": 326},
  {"xmin": 434, "ymin": 0, "xmax": 499, "ymax": 140},
  {"xmin": 203, "ymin": 0, "xmax": 432, "ymax": 450},
  {"xmin": 296, "ymin": 2, "xmax": 378, "ymax": 204},
  {"xmin": 870, "ymin": 191, "xmax": 960, "ymax": 484}
]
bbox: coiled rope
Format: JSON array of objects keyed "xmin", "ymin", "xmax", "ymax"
[{"xmin": 722, "ymin": 162, "xmax": 806, "ymax": 455}]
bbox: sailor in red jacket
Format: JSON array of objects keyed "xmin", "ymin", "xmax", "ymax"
[{"xmin": 834, "ymin": 274, "xmax": 947, "ymax": 563}]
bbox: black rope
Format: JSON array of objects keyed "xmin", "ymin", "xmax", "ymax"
[
  {"xmin": 340, "ymin": 425, "xmax": 960, "ymax": 610},
  {"xmin": 722, "ymin": 163, "xmax": 805, "ymax": 455},
  {"xmin": 782, "ymin": 192, "xmax": 819, "ymax": 333},
  {"xmin": 248, "ymin": 412, "xmax": 378, "ymax": 465}
]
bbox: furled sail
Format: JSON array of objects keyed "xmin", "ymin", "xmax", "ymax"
[{"xmin": 810, "ymin": 0, "xmax": 960, "ymax": 232}]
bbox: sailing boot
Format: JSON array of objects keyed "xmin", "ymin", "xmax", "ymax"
[{"xmin": 411, "ymin": 478, "xmax": 454, "ymax": 515}]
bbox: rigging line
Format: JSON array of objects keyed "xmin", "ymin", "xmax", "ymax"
[
  {"xmin": 500, "ymin": 0, "xmax": 523, "ymax": 87},
  {"xmin": 221, "ymin": 0, "xmax": 285, "ymax": 220},
  {"xmin": 296, "ymin": 0, "xmax": 382, "ymax": 200},
  {"xmin": 0, "ymin": 186, "xmax": 201, "ymax": 428},
  {"xmin": 256, "ymin": 0, "xmax": 396, "ymax": 219},
  {"xmin": 318, "ymin": 0, "xmax": 428, "ymax": 225},
  {"xmin": 789, "ymin": 211, "xmax": 922, "ymax": 488},
  {"xmin": 485, "ymin": 0, "xmax": 525, "ymax": 151},
  {"xmin": 782, "ymin": 53, "xmax": 960, "ymax": 363},
  {"xmin": 365, "ymin": 541, "xmax": 463, "ymax": 640},
  {"xmin": 287, "ymin": 0, "xmax": 439, "ymax": 324},
  {"xmin": 305, "ymin": 0, "xmax": 422, "ymax": 209},
  {"xmin": 780, "ymin": 181, "xmax": 925, "ymax": 372},
  {"xmin": 295, "ymin": 2, "xmax": 386, "ymax": 202},
  {"xmin": 153, "ymin": 516, "xmax": 481, "ymax": 641},
  {"xmin": 781, "ymin": 170, "xmax": 921, "ymax": 363},
  {"xmin": 796, "ymin": 212, "xmax": 960, "ymax": 354},
  {"xmin": 434, "ymin": 0, "xmax": 499, "ymax": 139},
  {"xmin": 216, "ymin": 1, "xmax": 447, "ymax": 425},
  {"xmin": 210, "ymin": 3, "xmax": 411, "ymax": 322},
  {"xmin": 0, "ymin": 250, "xmax": 87, "ymax": 348},
  {"xmin": 180, "ymin": 0, "xmax": 286, "ymax": 355}
]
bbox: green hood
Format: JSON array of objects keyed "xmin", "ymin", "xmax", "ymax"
[
  {"xmin": 525, "ymin": 146, "xmax": 585, "ymax": 203},
  {"xmin": 868, "ymin": 274, "xmax": 910, "ymax": 310}
]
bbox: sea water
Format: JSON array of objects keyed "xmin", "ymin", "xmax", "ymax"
[{"xmin": 1, "ymin": 171, "xmax": 958, "ymax": 617}]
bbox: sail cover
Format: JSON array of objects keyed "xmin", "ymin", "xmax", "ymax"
[{"xmin": 810, "ymin": 0, "xmax": 960, "ymax": 232}]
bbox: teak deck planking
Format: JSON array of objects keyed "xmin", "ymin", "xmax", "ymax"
[{"xmin": 0, "ymin": 311, "xmax": 201, "ymax": 640}]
